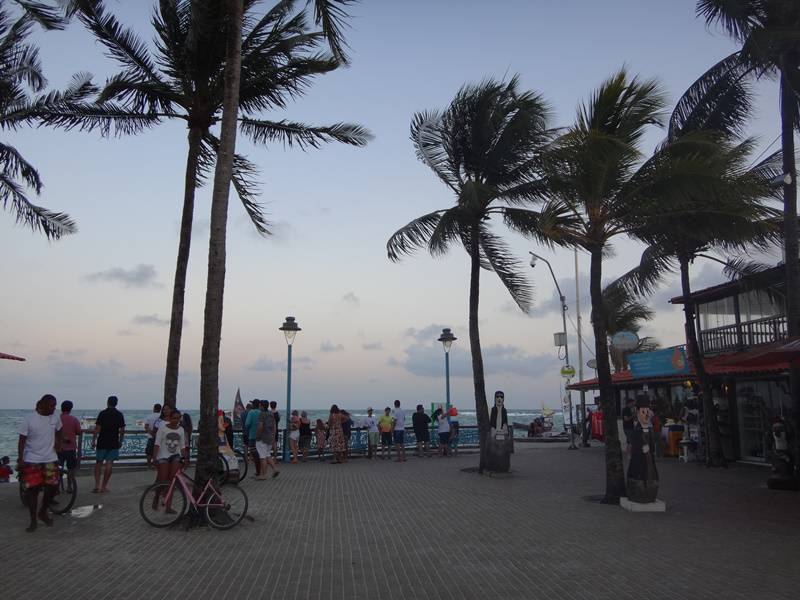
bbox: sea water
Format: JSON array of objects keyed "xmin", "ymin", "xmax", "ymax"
[{"xmin": 0, "ymin": 408, "xmax": 564, "ymax": 459}]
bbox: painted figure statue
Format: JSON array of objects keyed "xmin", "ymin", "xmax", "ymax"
[
  {"xmin": 486, "ymin": 390, "xmax": 513, "ymax": 473},
  {"xmin": 626, "ymin": 395, "xmax": 659, "ymax": 503}
]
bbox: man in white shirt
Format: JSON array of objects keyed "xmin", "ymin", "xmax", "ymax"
[
  {"xmin": 361, "ymin": 408, "xmax": 379, "ymax": 459},
  {"xmin": 392, "ymin": 400, "xmax": 406, "ymax": 463},
  {"xmin": 17, "ymin": 394, "xmax": 62, "ymax": 532},
  {"xmin": 144, "ymin": 403, "xmax": 161, "ymax": 469}
]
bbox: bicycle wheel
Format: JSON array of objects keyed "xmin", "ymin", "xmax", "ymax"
[
  {"xmin": 139, "ymin": 482, "xmax": 187, "ymax": 527},
  {"xmin": 49, "ymin": 468, "xmax": 77, "ymax": 515},
  {"xmin": 214, "ymin": 454, "xmax": 230, "ymax": 486},
  {"xmin": 204, "ymin": 483, "xmax": 248, "ymax": 530},
  {"xmin": 234, "ymin": 449, "xmax": 247, "ymax": 482}
]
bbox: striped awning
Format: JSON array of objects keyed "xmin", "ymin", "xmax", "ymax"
[{"xmin": 0, "ymin": 352, "xmax": 26, "ymax": 361}]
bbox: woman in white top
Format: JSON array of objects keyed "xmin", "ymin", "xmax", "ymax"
[
  {"xmin": 153, "ymin": 409, "xmax": 188, "ymax": 485},
  {"xmin": 436, "ymin": 407, "xmax": 450, "ymax": 457}
]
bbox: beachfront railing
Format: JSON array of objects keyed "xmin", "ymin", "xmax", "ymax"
[{"xmin": 76, "ymin": 425, "xmax": 514, "ymax": 462}]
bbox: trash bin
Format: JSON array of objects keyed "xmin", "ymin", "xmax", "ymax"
[{"xmin": 665, "ymin": 425, "xmax": 683, "ymax": 457}]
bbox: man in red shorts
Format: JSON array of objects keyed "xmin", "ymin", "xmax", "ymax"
[{"xmin": 17, "ymin": 394, "xmax": 62, "ymax": 532}]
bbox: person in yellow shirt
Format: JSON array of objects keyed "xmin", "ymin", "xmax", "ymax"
[{"xmin": 377, "ymin": 407, "xmax": 394, "ymax": 460}]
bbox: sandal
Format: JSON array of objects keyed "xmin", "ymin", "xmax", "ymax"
[{"xmin": 91, "ymin": 488, "xmax": 101, "ymax": 493}]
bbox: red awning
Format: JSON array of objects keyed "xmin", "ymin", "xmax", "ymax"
[
  {"xmin": 710, "ymin": 338, "xmax": 800, "ymax": 369},
  {"xmin": 0, "ymin": 351, "xmax": 26, "ymax": 361}
]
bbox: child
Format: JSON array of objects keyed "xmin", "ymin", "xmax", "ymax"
[
  {"xmin": 377, "ymin": 407, "xmax": 394, "ymax": 460},
  {"xmin": 0, "ymin": 456, "xmax": 12, "ymax": 482},
  {"xmin": 314, "ymin": 419, "xmax": 327, "ymax": 462}
]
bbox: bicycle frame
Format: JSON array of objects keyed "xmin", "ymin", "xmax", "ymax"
[{"xmin": 162, "ymin": 467, "xmax": 228, "ymax": 510}]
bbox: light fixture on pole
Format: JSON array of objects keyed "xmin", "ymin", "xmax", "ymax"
[
  {"xmin": 530, "ymin": 251, "xmax": 578, "ymax": 449},
  {"xmin": 279, "ymin": 316, "xmax": 300, "ymax": 462},
  {"xmin": 437, "ymin": 328, "xmax": 457, "ymax": 412}
]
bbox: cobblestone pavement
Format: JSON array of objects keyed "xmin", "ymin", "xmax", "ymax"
[{"xmin": 1, "ymin": 444, "xmax": 798, "ymax": 600}]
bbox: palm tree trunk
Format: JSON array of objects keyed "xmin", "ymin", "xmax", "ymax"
[
  {"xmin": 469, "ymin": 225, "xmax": 490, "ymax": 472},
  {"xmin": 589, "ymin": 248, "xmax": 625, "ymax": 503},
  {"xmin": 163, "ymin": 126, "xmax": 204, "ymax": 409},
  {"xmin": 779, "ymin": 66, "xmax": 800, "ymax": 458},
  {"xmin": 196, "ymin": 0, "xmax": 243, "ymax": 488},
  {"xmin": 679, "ymin": 256, "xmax": 725, "ymax": 467}
]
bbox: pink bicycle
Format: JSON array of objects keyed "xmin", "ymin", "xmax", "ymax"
[{"xmin": 139, "ymin": 465, "xmax": 248, "ymax": 529}]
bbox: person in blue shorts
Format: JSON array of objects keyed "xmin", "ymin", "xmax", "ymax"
[{"xmin": 91, "ymin": 396, "xmax": 125, "ymax": 493}]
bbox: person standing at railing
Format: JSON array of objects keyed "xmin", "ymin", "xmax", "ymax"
[
  {"xmin": 91, "ymin": 396, "xmax": 125, "ymax": 494},
  {"xmin": 255, "ymin": 402, "xmax": 280, "ymax": 480},
  {"xmin": 144, "ymin": 403, "xmax": 161, "ymax": 469},
  {"xmin": 435, "ymin": 406, "xmax": 451, "ymax": 457},
  {"xmin": 289, "ymin": 410, "xmax": 301, "ymax": 464},
  {"xmin": 360, "ymin": 408, "xmax": 379, "ymax": 459},
  {"xmin": 392, "ymin": 400, "xmax": 407, "ymax": 463},
  {"xmin": 245, "ymin": 400, "xmax": 261, "ymax": 476},
  {"xmin": 412, "ymin": 404, "xmax": 431, "ymax": 458},
  {"xmin": 298, "ymin": 411, "xmax": 312, "ymax": 462},
  {"xmin": 17, "ymin": 394, "xmax": 62, "ymax": 532},
  {"xmin": 58, "ymin": 401, "xmax": 81, "ymax": 493},
  {"xmin": 378, "ymin": 407, "xmax": 394, "ymax": 461},
  {"xmin": 270, "ymin": 401, "xmax": 280, "ymax": 459},
  {"xmin": 328, "ymin": 405, "xmax": 348, "ymax": 464},
  {"xmin": 314, "ymin": 419, "xmax": 327, "ymax": 462}
]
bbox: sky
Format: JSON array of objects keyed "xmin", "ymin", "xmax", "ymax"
[{"xmin": 0, "ymin": 0, "xmax": 789, "ymax": 411}]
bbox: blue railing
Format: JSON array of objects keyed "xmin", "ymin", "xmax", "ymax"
[{"xmin": 77, "ymin": 426, "xmax": 493, "ymax": 461}]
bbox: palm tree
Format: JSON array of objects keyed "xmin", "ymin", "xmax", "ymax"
[
  {"xmin": 0, "ymin": 0, "xmax": 81, "ymax": 239},
  {"xmin": 608, "ymin": 63, "xmax": 782, "ymax": 467},
  {"xmin": 543, "ymin": 69, "xmax": 668, "ymax": 503},
  {"xmin": 51, "ymin": 0, "xmax": 370, "ymax": 408},
  {"xmin": 197, "ymin": 0, "xmax": 244, "ymax": 489},
  {"xmin": 696, "ymin": 0, "xmax": 800, "ymax": 444},
  {"xmin": 386, "ymin": 77, "xmax": 575, "ymax": 472},
  {"xmin": 601, "ymin": 284, "xmax": 656, "ymax": 372}
]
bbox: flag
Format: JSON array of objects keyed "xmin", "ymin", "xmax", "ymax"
[{"xmin": 233, "ymin": 388, "xmax": 245, "ymax": 429}]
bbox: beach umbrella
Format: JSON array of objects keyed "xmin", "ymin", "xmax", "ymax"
[{"xmin": 0, "ymin": 352, "xmax": 25, "ymax": 361}]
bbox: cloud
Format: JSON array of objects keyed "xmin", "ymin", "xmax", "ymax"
[
  {"xmin": 320, "ymin": 340, "xmax": 344, "ymax": 353},
  {"xmin": 403, "ymin": 324, "xmax": 455, "ymax": 343},
  {"xmin": 116, "ymin": 329, "xmax": 135, "ymax": 336},
  {"xmin": 85, "ymin": 264, "xmax": 161, "ymax": 289},
  {"xmin": 47, "ymin": 349, "xmax": 87, "ymax": 360},
  {"xmin": 47, "ymin": 357, "xmax": 123, "ymax": 378},
  {"xmin": 362, "ymin": 341, "xmax": 383, "ymax": 351},
  {"xmin": 248, "ymin": 356, "xmax": 314, "ymax": 371},
  {"xmin": 651, "ymin": 262, "xmax": 724, "ymax": 309},
  {"xmin": 342, "ymin": 292, "xmax": 360, "ymax": 307},
  {"xmin": 191, "ymin": 218, "xmax": 210, "ymax": 241},
  {"xmin": 132, "ymin": 314, "xmax": 172, "ymax": 327},
  {"xmin": 390, "ymin": 342, "xmax": 559, "ymax": 378}
]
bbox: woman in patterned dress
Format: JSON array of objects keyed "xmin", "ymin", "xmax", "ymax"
[{"xmin": 327, "ymin": 405, "xmax": 347, "ymax": 464}]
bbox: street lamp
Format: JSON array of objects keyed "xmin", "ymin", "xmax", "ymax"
[
  {"xmin": 437, "ymin": 328, "xmax": 457, "ymax": 412},
  {"xmin": 279, "ymin": 316, "xmax": 301, "ymax": 462},
  {"xmin": 530, "ymin": 251, "xmax": 578, "ymax": 450}
]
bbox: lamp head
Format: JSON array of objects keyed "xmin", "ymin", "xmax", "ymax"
[
  {"xmin": 437, "ymin": 327, "xmax": 457, "ymax": 353},
  {"xmin": 529, "ymin": 252, "xmax": 538, "ymax": 268},
  {"xmin": 279, "ymin": 316, "xmax": 301, "ymax": 346}
]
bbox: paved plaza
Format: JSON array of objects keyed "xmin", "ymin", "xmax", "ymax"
[{"xmin": 1, "ymin": 443, "xmax": 798, "ymax": 600}]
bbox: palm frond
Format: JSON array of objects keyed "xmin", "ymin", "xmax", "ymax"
[
  {"xmin": 386, "ymin": 210, "xmax": 447, "ymax": 262},
  {"xmin": 0, "ymin": 173, "xmax": 76, "ymax": 239},
  {"xmin": 14, "ymin": 1, "xmax": 67, "ymax": 30},
  {"xmin": 696, "ymin": 0, "xmax": 763, "ymax": 44},
  {"xmin": 606, "ymin": 245, "xmax": 676, "ymax": 299},
  {"xmin": 410, "ymin": 109, "xmax": 460, "ymax": 193},
  {"xmin": 477, "ymin": 226, "xmax": 534, "ymax": 312},
  {"xmin": 722, "ymin": 256, "xmax": 775, "ymax": 280},
  {"xmin": 0, "ymin": 141, "xmax": 42, "ymax": 191},
  {"xmin": 308, "ymin": 0, "xmax": 354, "ymax": 63},
  {"xmin": 498, "ymin": 201, "xmax": 582, "ymax": 247},
  {"xmin": 239, "ymin": 117, "xmax": 371, "ymax": 149}
]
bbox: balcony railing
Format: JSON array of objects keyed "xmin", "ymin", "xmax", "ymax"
[{"xmin": 699, "ymin": 314, "xmax": 787, "ymax": 355}]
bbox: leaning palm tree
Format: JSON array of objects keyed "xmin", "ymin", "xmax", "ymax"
[
  {"xmin": 387, "ymin": 77, "xmax": 575, "ymax": 472},
  {"xmin": 0, "ymin": 0, "xmax": 80, "ymax": 238},
  {"xmin": 52, "ymin": 0, "xmax": 370, "ymax": 408},
  {"xmin": 608, "ymin": 63, "xmax": 782, "ymax": 467},
  {"xmin": 697, "ymin": 0, "xmax": 800, "ymax": 442},
  {"xmin": 543, "ymin": 70, "xmax": 667, "ymax": 503},
  {"xmin": 601, "ymin": 284, "xmax": 655, "ymax": 372}
]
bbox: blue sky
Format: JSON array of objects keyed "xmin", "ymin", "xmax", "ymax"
[{"xmin": 0, "ymin": 0, "xmax": 787, "ymax": 410}]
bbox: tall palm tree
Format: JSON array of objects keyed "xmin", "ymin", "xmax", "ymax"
[
  {"xmin": 197, "ymin": 0, "xmax": 244, "ymax": 489},
  {"xmin": 608, "ymin": 63, "xmax": 782, "ymax": 467},
  {"xmin": 50, "ymin": 0, "xmax": 370, "ymax": 408},
  {"xmin": 386, "ymin": 77, "xmax": 575, "ymax": 472},
  {"xmin": 543, "ymin": 70, "xmax": 667, "ymax": 503},
  {"xmin": 697, "ymin": 0, "xmax": 800, "ymax": 443},
  {"xmin": 0, "ymin": 0, "xmax": 81, "ymax": 238}
]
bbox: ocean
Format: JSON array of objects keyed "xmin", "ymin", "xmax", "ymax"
[{"xmin": 0, "ymin": 407, "xmax": 565, "ymax": 459}]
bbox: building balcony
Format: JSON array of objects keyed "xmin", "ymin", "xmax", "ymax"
[{"xmin": 699, "ymin": 315, "xmax": 788, "ymax": 356}]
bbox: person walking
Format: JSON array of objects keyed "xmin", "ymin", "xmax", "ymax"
[
  {"xmin": 144, "ymin": 403, "xmax": 161, "ymax": 469},
  {"xmin": 17, "ymin": 394, "xmax": 62, "ymax": 532},
  {"xmin": 378, "ymin": 407, "xmax": 394, "ymax": 460},
  {"xmin": 327, "ymin": 405, "xmax": 347, "ymax": 464},
  {"xmin": 298, "ymin": 411, "xmax": 312, "ymax": 462},
  {"xmin": 412, "ymin": 404, "xmax": 431, "ymax": 457},
  {"xmin": 91, "ymin": 396, "xmax": 125, "ymax": 494},
  {"xmin": 289, "ymin": 409, "xmax": 300, "ymax": 463},
  {"xmin": 245, "ymin": 400, "xmax": 261, "ymax": 476},
  {"xmin": 361, "ymin": 408, "xmax": 379, "ymax": 459},
  {"xmin": 57, "ymin": 400, "xmax": 81, "ymax": 493},
  {"xmin": 314, "ymin": 419, "xmax": 327, "ymax": 461},
  {"xmin": 436, "ymin": 406, "xmax": 451, "ymax": 457},
  {"xmin": 392, "ymin": 400, "xmax": 407, "ymax": 462},
  {"xmin": 151, "ymin": 408, "xmax": 189, "ymax": 512},
  {"xmin": 255, "ymin": 403, "xmax": 280, "ymax": 480}
]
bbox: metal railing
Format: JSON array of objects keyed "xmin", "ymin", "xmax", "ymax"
[{"xmin": 699, "ymin": 315, "xmax": 787, "ymax": 355}]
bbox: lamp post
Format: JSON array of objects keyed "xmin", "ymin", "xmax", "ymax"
[
  {"xmin": 530, "ymin": 252, "xmax": 578, "ymax": 450},
  {"xmin": 437, "ymin": 328, "xmax": 457, "ymax": 412},
  {"xmin": 279, "ymin": 316, "xmax": 300, "ymax": 462}
]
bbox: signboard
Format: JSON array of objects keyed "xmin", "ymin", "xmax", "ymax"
[
  {"xmin": 611, "ymin": 331, "xmax": 639, "ymax": 351},
  {"xmin": 560, "ymin": 365, "xmax": 576, "ymax": 378},
  {"xmin": 629, "ymin": 346, "xmax": 690, "ymax": 378}
]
